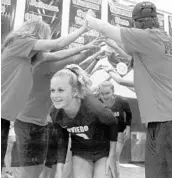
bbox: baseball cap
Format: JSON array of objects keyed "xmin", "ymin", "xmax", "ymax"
[{"xmin": 132, "ymin": 1, "xmax": 157, "ymax": 21}]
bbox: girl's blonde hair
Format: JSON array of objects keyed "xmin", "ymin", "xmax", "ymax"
[
  {"xmin": 99, "ymin": 81, "xmax": 115, "ymax": 93},
  {"xmin": 2, "ymin": 20, "xmax": 51, "ymax": 52},
  {"xmin": 52, "ymin": 64, "xmax": 92, "ymax": 99}
]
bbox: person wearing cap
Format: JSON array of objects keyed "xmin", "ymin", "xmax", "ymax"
[{"xmin": 85, "ymin": 1, "xmax": 172, "ymax": 178}]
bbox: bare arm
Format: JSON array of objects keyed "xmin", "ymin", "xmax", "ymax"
[
  {"xmin": 33, "ymin": 23, "xmax": 87, "ymax": 51},
  {"xmin": 109, "ymin": 70, "xmax": 134, "ymax": 87},
  {"xmin": 40, "ymin": 44, "xmax": 95, "ymax": 62},
  {"xmin": 79, "ymin": 50, "xmax": 104, "ymax": 69},
  {"xmin": 106, "ymin": 38, "xmax": 131, "ymax": 61},
  {"xmin": 84, "ymin": 59, "xmax": 98, "ymax": 74},
  {"xmin": 37, "ymin": 50, "xmax": 91, "ymax": 74},
  {"xmin": 106, "ymin": 141, "xmax": 118, "ymax": 177},
  {"xmin": 86, "ymin": 12, "xmax": 122, "ymax": 44}
]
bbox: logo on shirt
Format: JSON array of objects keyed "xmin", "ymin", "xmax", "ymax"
[
  {"xmin": 113, "ymin": 112, "xmax": 120, "ymax": 117},
  {"xmin": 67, "ymin": 126, "xmax": 89, "ymax": 139},
  {"xmin": 67, "ymin": 126, "xmax": 89, "ymax": 133}
]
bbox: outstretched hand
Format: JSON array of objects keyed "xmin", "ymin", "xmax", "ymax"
[
  {"xmin": 100, "ymin": 65, "xmax": 115, "ymax": 73},
  {"xmin": 86, "ymin": 9, "xmax": 96, "ymax": 18},
  {"xmin": 85, "ymin": 38, "xmax": 104, "ymax": 51},
  {"xmin": 106, "ymin": 156, "xmax": 119, "ymax": 178},
  {"xmin": 82, "ymin": 20, "xmax": 91, "ymax": 32}
]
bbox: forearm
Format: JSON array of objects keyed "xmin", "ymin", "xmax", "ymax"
[
  {"xmin": 51, "ymin": 45, "xmax": 90, "ymax": 62},
  {"xmin": 54, "ymin": 26, "xmax": 86, "ymax": 49},
  {"xmin": 79, "ymin": 50, "xmax": 102, "ymax": 69},
  {"xmin": 86, "ymin": 16, "xmax": 122, "ymax": 43},
  {"xmin": 34, "ymin": 26, "xmax": 86, "ymax": 51},
  {"xmin": 84, "ymin": 59, "xmax": 98, "ymax": 74},
  {"xmin": 108, "ymin": 42, "xmax": 129, "ymax": 60},
  {"xmin": 109, "ymin": 71, "xmax": 134, "ymax": 87},
  {"xmin": 109, "ymin": 141, "xmax": 117, "ymax": 157},
  {"xmin": 40, "ymin": 50, "xmax": 91, "ymax": 74}
]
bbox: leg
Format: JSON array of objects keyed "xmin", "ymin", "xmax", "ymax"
[
  {"xmin": 93, "ymin": 157, "xmax": 112, "ymax": 178},
  {"xmin": 1, "ymin": 118, "xmax": 10, "ymax": 168},
  {"xmin": 49, "ymin": 165, "xmax": 57, "ymax": 178},
  {"xmin": 39, "ymin": 166, "xmax": 53, "ymax": 178},
  {"xmin": 72, "ymin": 155, "xmax": 93, "ymax": 178},
  {"xmin": 41, "ymin": 122, "xmax": 58, "ymax": 178},
  {"xmin": 145, "ymin": 122, "xmax": 168, "ymax": 178},
  {"xmin": 14, "ymin": 119, "xmax": 48, "ymax": 178},
  {"xmin": 19, "ymin": 165, "xmax": 44, "ymax": 178}
]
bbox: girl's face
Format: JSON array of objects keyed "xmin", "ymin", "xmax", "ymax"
[
  {"xmin": 50, "ymin": 76, "xmax": 75, "ymax": 109},
  {"xmin": 99, "ymin": 86, "xmax": 113, "ymax": 102}
]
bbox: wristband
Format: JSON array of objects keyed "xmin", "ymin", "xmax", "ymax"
[
  {"xmin": 95, "ymin": 57, "xmax": 100, "ymax": 61},
  {"xmin": 107, "ymin": 69, "xmax": 114, "ymax": 73}
]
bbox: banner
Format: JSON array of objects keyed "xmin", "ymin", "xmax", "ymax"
[
  {"xmin": 24, "ymin": 0, "xmax": 63, "ymax": 39},
  {"xmin": 157, "ymin": 13, "xmax": 164, "ymax": 30},
  {"xmin": 108, "ymin": 1, "xmax": 133, "ymax": 28},
  {"xmin": 1, "ymin": 0, "xmax": 17, "ymax": 43},
  {"xmin": 168, "ymin": 16, "xmax": 172, "ymax": 36},
  {"xmin": 68, "ymin": 0, "xmax": 102, "ymax": 48}
]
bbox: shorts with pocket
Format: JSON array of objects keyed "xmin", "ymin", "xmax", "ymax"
[{"xmin": 14, "ymin": 119, "xmax": 48, "ymax": 166}]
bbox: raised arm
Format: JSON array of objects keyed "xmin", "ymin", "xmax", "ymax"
[
  {"xmin": 36, "ymin": 50, "xmax": 92, "ymax": 74},
  {"xmin": 105, "ymin": 38, "xmax": 131, "ymax": 61},
  {"xmin": 79, "ymin": 49, "xmax": 104, "ymax": 69},
  {"xmin": 39, "ymin": 38, "xmax": 101, "ymax": 62},
  {"xmin": 101, "ymin": 66, "xmax": 134, "ymax": 88},
  {"xmin": 86, "ymin": 10, "xmax": 122, "ymax": 44},
  {"xmin": 84, "ymin": 59, "xmax": 98, "ymax": 74},
  {"xmin": 33, "ymin": 22, "xmax": 88, "ymax": 51}
]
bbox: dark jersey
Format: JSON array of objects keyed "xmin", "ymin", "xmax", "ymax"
[
  {"xmin": 100, "ymin": 95, "xmax": 132, "ymax": 126},
  {"xmin": 50, "ymin": 95, "xmax": 118, "ymax": 163}
]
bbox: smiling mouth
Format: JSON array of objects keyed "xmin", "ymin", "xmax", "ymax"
[{"xmin": 53, "ymin": 99, "xmax": 62, "ymax": 102}]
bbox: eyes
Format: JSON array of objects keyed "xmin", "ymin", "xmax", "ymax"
[
  {"xmin": 100, "ymin": 92, "xmax": 111, "ymax": 96},
  {"xmin": 50, "ymin": 88, "xmax": 65, "ymax": 93}
]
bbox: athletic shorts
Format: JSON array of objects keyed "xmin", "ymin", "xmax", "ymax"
[
  {"xmin": 45, "ymin": 122, "xmax": 58, "ymax": 168},
  {"xmin": 1, "ymin": 118, "xmax": 10, "ymax": 167},
  {"xmin": 14, "ymin": 119, "xmax": 48, "ymax": 166},
  {"xmin": 118, "ymin": 122, "xmax": 126, "ymax": 133},
  {"xmin": 72, "ymin": 149, "xmax": 109, "ymax": 163},
  {"xmin": 145, "ymin": 121, "xmax": 172, "ymax": 178}
]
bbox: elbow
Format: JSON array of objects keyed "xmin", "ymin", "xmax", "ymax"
[
  {"xmin": 71, "ymin": 56, "xmax": 81, "ymax": 64},
  {"xmin": 116, "ymin": 79, "xmax": 122, "ymax": 85},
  {"xmin": 55, "ymin": 41, "xmax": 65, "ymax": 50}
]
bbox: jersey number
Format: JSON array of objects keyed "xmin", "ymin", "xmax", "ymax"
[{"xmin": 76, "ymin": 133, "xmax": 89, "ymax": 139}]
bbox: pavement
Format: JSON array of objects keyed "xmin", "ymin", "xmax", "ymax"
[
  {"xmin": 120, "ymin": 163, "xmax": 145, "ymax": 178},
  {"xmin": 2, "ymin": 163, "xmax": 145, "ymax": 178}
]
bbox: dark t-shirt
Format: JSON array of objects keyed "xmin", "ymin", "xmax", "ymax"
[
  {"xmin": 100, "ymin": 95, "xmax": 132, "ymax": 126},
  {"xmin": 50, "ymin": 95, "xmax": 118, "ymax": 163}
]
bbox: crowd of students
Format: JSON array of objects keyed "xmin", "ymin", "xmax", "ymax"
[{"xmin": 1, "ymin": 1, "xmax": 172, "ymax": 178}]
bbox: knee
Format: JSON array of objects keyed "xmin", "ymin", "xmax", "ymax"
[{"xmin": 19, "ymin": 165, "xmax": 44, "ymax": 178}]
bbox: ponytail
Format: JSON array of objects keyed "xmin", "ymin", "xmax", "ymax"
[{"xmin": 52, "ymin": 64, "xmax": 92, "ymax": 98}]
